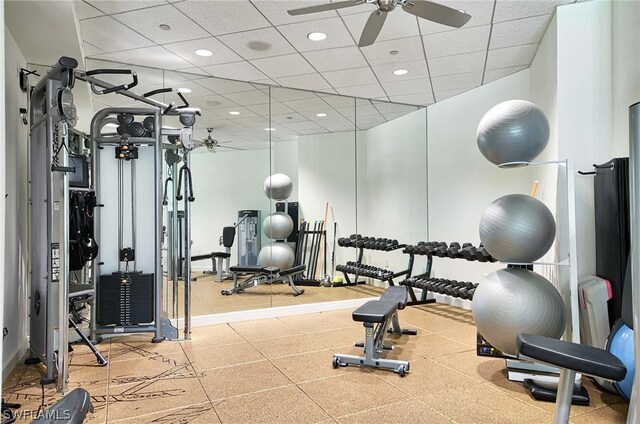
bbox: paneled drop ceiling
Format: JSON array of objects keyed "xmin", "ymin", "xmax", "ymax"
[{"xmin": 77, "ymin": 0, "xmax": 574, "ymax": 106}]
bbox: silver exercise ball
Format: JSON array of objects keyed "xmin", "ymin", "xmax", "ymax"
[
  {"xmin": 263, "ymin": 212, "xmax": 294, "ymax": 240},
  {"xmin": 258, "ymin": 242, "xmax": 295, "ymax": 269},
  {"xmin": 472, "ymin": 268, "xmax": 566, "ymax": 356},
  {"xmin": 264, "ymin": 173, "xmax": 293, "ymax": 201},
  {"xmin": 479, "ymin": 194, "xmax": 556, "ymax": 263},
  {"xmin": 477, "ymin": 100, "xmax": 550, "ymax": 167}
]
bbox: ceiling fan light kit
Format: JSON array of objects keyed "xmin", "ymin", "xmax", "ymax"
[{"xmin": 288, "ymin": 0, "xmax": 471, "ymax": 47}]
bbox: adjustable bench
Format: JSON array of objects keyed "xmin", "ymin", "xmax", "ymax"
[
  {"xmin": 517, "ymin": 333, "xmax": 627, "ymax": 424},
  {"xmin": 222, "ymin": 264, "xmax": 306, "ymax": 296},
  {"xmin": 333, "ymin": 286, "xmax": 417, "ymax": 376}
]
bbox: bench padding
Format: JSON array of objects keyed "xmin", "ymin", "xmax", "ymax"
[
  {"xmin": 230, "ymin": 266, "xmax": 265, "ymax": 273},
  {"xmin": 517, "ymin": 333, "xmax": 627, "ymax": 381},
  {"xmin": 280, "ymin": 264, "xmax": 306, "ymax": 276},
  {"xmin": 353, "ymin": 300, "xmax": 397, "ymax": 323},
  {"xmin": 380, "ymin": 286, "xmax": 408, "ymax": 310}
]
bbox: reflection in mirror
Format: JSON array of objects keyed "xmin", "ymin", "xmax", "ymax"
[{"xmin": 85, "ymin": 58, "xmax": 427, "ymax": 316}]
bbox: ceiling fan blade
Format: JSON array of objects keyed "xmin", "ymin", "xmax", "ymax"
[
  {"xmin": 220, "ymin": 145, "xmax": 244, "ymax": 151},
  {"xmin": 402, "ymin": 0, "xmax": 471, "ymax": 28},
  {"xmin": 288, "ymin": 0, "xmax": 363, "ymax": 16},
  {"xmin": 358, "ymin": 10, "xmax": 388, "ymax": 47}
]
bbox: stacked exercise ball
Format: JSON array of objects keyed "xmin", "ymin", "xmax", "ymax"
[
  {"xmin": 258, "ymin": 174, "xmax": 295, "ymax": 270},
  {"xmin": 472, "ymin": 100, "xmax": 565, "ymax": 356},
  {"xmin": 476, "ymin": 100, "xmax": 550, "ymax": 167}
]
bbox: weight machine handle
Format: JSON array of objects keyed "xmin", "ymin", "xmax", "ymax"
[{"xmin": 84, "ymin": 69, "xmax": 138, "ymax": 95}]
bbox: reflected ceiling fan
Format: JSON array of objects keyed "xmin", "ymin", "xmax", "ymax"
[
  {"xmin": 288, "ymin": 0, "xmax": 471, "ymax": 47},
  {"xmin": 196, "ymin": 128, "xmax": 244, "ymax": 153}
]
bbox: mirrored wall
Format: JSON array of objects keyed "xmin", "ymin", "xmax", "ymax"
[{"xmin": 84, "ymin": 58, "xmax": 427, "ymax": 317}]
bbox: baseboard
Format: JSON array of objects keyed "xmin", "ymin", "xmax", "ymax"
[
  {"xmin": 412, "ymin": 288, "xmax": 472, "ymax": 310},
  {"xmin": 3, "ymin": 341, "xmax": 29, "ymax": 385},
  {"xmin": 172, "ymin": 297, "xmax": 376, "ymax": 328}
]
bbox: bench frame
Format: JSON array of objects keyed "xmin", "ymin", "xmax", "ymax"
[{"xmin": 221, "ymin": 265, "xmax": 306, "ymax": 296}]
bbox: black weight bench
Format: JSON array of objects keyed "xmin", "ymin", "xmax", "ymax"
[
  {"xmin": 222, "ymin": 264, "xmax": 306, "ymax": 296},
  {"xmin": 32, "ymin": 388, "xmax": 93, "ymax": 423},
  {"xmin": 517, "ymin": 333, "xmax": 627, "ymax": 424},
  {"xmin": 333, "ymin": 286, "xmax": 417, "ymax": 376}
]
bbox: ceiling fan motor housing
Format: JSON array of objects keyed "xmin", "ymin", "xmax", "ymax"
[{"xmin": 378, "ymin": 0, "xmax": 397, "ymax": 12}]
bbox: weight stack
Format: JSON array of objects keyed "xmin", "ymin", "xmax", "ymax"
[{"xmin": 97, "ymin": 272, "xmax": 154, "ymax": 326}]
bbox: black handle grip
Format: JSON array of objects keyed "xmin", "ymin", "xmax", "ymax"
[
  {"xmin": 52, "ymin": 165, "xmax": 75, "ymax": 173},
  {"xmin": 163, "ymin": 102, "xmax": 175, "ymax": 115},
  {"xmin": 144, "ymin": 87, "xmax": 173, "ymax": 98},
  {"xmin": 176, "ymin": 91, "xmax": 190, "ymax": 109},
  {"xmin": 85, "ymin": 68, "xmax": 133, "ymax": 76},
  {"xmin": 100, "ymin": 72, "xmax": 138, "ymax": 95}
]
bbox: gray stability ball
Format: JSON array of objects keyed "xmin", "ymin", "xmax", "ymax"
[
  {"xmin": 477, "ymin": 100, "xmax": 550, "ymax": 167},
  {"xmin": 264, "ymin": 173, "xmax": 293, "ymax": 201},
  {"xmin": 263, "ymin": 212, "xmax": 294, "ymax": 240},
  {"xmin": 472, "ymin": 268, "xmax": 566, "ymax": 356},
  {"xmin": 258, "ymin": 242, "xmax": 295, "ymax": 270},
  {"xmin": 479, "ymin": 194, "xmax": 556, "ymax": 263}
]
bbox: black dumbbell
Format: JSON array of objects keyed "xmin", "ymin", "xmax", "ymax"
[
  {"xmin": 446, "ymin": 242, "xmax": 462, "ymax": 258},
  {"xmin": 476, "ymin": 245, "xmax": 495, "ymax": 262},
  {"xmin": 462, "ymin": 244, "xmax": 478, "ymax": 261}
]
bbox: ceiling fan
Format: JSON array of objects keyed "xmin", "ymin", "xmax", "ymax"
[
  {"xmin": 196, "ymin": 128, "xmax": 244, "ymax": 153},
  {"xmin": 288, "ymin": 0, "xmax": 471, "ymax": 47}
]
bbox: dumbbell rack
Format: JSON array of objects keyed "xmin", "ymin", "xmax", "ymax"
[
  {"xmin": 400, "ymin": 241, "xmax": 497, "ymax": 305},
  {"xmin": 334, "ymin": 235, "xmax": 413, "ymax": 287}
]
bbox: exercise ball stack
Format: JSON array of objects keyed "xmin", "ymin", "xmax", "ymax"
[
  {"xmin": 258, "ymin": 174, "xmax": 295, "ymax": 270},
  {"xmin": 473, "ymin": 100, "xmax": 565, "ymax": 356},
  {"xmin": 476, "ymin": 100, "xmax": 550, "ymax": 167}
]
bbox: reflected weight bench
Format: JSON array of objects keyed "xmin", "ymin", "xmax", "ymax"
[
  {"xmin": 222, "ymin": 264, "xmax": 306, "ymax": 296},
  {"xmin": 333, "ymin": 286, "xmax": 417, "ymax": 376},
  {"xmin": 517, "ymin": 333, "xmax": 627, "ymax": 424}
]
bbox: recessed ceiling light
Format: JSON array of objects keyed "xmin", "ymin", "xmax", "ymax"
[
  {"xmin": 393, "ymin": 69, "xmax": 409, "ymax": 76},
  {"xmin": 316, "ymin": 113, "xmax": 327, "ymax": 117},
  {"xmin": 177, "ymin": 88, "xmax": 192, "ymax": 93},
  {"xmin": 195, "ymin": 49, "xmax": 213, "ymax": 57},
  {"xmin": 265, "ymin": 128, "xmax": 276, "ymax": 131},
  {"xmin": 307, "ymin": 32, "xmax": 327, "ymax": 41},
  {"xmin": 159, "ymin": 24, "xmax": 171, "ymax": 31},
  {"xmin": 229, "ymin": 111, "xmax": 240, "ymax": 115}
]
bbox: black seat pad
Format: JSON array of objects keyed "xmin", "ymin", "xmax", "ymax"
[
  {"xmin": 191, "ymin": 253, "xmax": 213, "ymax": 261},
  {"xmin": 380, "ymin": 286, "xmax": 408, "ymax": 310},
  {"xmin": 212, "ymin": 252, "xmax": 231, "ymax": 258},
  {"xmin": 353, "ymin": 300, "xmax": 397, "ymax": 323},
  {"xmin": 264, "ymin": 266, "xmax": 280, "ymax": 275},
  {"xmin": 230, "ymin": 266, "xmax": 265, "ymax": 273},
  {"xmin": 517, "ymin": 334, "xmax": 627, "ymax": 381},
  {"xmin": 280, "ymin": 264, "xmax": 306, "ymax": 276}
]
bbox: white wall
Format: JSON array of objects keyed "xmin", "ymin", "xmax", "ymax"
[
  {"xmin": 3, "ymin": 27, "xmax": 29, "ymax": 378},
  {"xmin": 426, "ymin": 70, "xmax": 534, "ymax": 282}
]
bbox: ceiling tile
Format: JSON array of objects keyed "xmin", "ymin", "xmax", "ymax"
[
  {"xmin": 283, "ymin": 121, "xmax": 324, "ymax": 131},
  {"xmin": 163, "ymin": 37, "xmax": 243, "ymax": 67},
  {"xmin": 434, "ymin": 87, "xmax": 472, "ymax": 101},
  {"xmin": 233, "ymin": 116, "xmax": 270, "ymax": 127},
  {"xmin": 177, "ymin": 68, "xmax": 215, "ymax": 79},
  {"xmin": 302, "ymin": 46, "xmax": 368, "ymax": 72},
  {"xmin": 86, "ymin": 0, "xmax": 165, "ymax": 14},
  {"xmin": 360, "ymin": 36, "xmax": 425, "ymax": 65},
  {"xmin": 270, "ymin": 87, "xmax": 318, "ymax": 102},
  {"xmin": 277, "ymin": 17, "xmax": 354, "ymax": 52},
  {"xmin": 201, "ymin": 62, "xmax": 268, "ymax": 82},
  {"xmin": 252, "ymin": 79, "xmax": 278, "ymax": 87},
  {"xmin": 389, "ymin": 92, "xmax": 434, "ymax": 105},
  {"xmin": 486, "ymin": 43, "xmax": 538, "ymax": 69},
  {"xmin": 342, "ymin": 8, "xmax": 420, "ymax": 44},
  {"xmin": 336, "ymin": 3, "xmax": 371, "ymax": 16},
  {"xmin": 252, "ymin": 1, "xmax": 338, "ymax": 26},
  {"xmin": 217, "ymin": 28, "xmax": 296, "ymax": 60},
  {"xmin": 167, "ymin": 80, "xmax": 213, "ymax": 98},
  {"xmin": 272, "ymin": 113, "xmax": 308, "ymax": 125},
  {"xmin": 76, "ymin": 1, "xmax": 103, "ymax": 19},
  {"xmin": 418, "ymin": 0, "xmax": 495, "ymax": 35},
  {"xmin": 424, "ymin": 25, "xmax": 490, "ymax": 58},
  {"xmin": 175, "ymin": 1, "xmax": 271, "ymax": 36},
  {"xmin": 275, "ymin": 73, "xmax": 333, "ymax": 91},
  {"xmin": 297, "ymin": 127, "xmax": 328, "ymax": 135},
  {"xmin": 337, "ymin": 83, "xmax": 386, "ymax": 98},
  {"xmin": 299, "ymin": 108, "xmax": 342, "ymax": 120},
  {"xmin": 490, "ymin": 15, "xmax": 551, "ymax": 49},
  {"xmin": 196, "ymin": 77, "xmax": 258, "ymax": 94},
  {"xmin": 431, "ymin": 71, "xmax": 481, "ymax": 92},
  {"xmin": 382, "ymin": 78, "xmax": 431, "ymax": 96},
  {"xmin": 103, "ymin": 46, "xmax": 191, "ymax": 70},
  {"xmin": 320, "ymin": 94, "xmax": 356, "ymax": 109},
  {"xmin": 245, "ymin": 102, "xmax": 294, "ymax": 116},
  {"xmin": 371, "ymin": 60, "xmax": 429, "ymax": 83},
  {"xmin": 210, "ymin": 106, "xmax": 258, "ymax": 120},
  {"xmin": 356, "ymin": 114, "xmax": 387, "ymax": 130},
  {"xmin": 484, "ymin": 65, "xmax": 528, "ymax": 83},
  {"xmin": 284, "ymin": 97, "xmax": 331, "ymax": 112},
  {"xmin": 80, "ymin": 16, "xmax": 154, "ymax": 52},
  {"xmin": 323, "ymin": 67, "xmax": 377, "ymax": 88},
  {"xmin": 373, "ymin": 100, "xmax": 420, "ymax": 114},
  {"xmin": 428, "ymin": 51, "xmax": 485, "ymax": 77},
  {"xmin": 382, "ymin": 111, "xmax": 414, "ymax": 120},
  {"xmin": 83, "ymin": 42, "xmax": 104, "ymax": 56},
  {"xmin": 250, "ymin": 54, "xmax": 315, "ymax": 78},
  {"xmin": 347, "ymin": 102, "xmax": 378, "ymax": 116},
  {"xmin": 223, "ymin": 89, "xmax": 271, "ymax": 106},
  {"xmin": 493, "ymin": 0, "xmax": 573, "ymax": 23},
  {"xmin": 113, "ymin": 4, "xmax": 208, "ymax": 44},
  {"xmin": 195, "ymin": 94, "xmax": 240, "ymax": 111}
]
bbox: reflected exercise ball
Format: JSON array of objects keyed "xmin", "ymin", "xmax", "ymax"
[
  {"xmin": 477, "ymin": 100, "xmax": 550, "ymax": 166},
  {"xmin": 258, "ymin": 242, "xmax": 295, "ymax": 269},
  {"xmin": 263, "ymin": 212, "xmax": 294, "ymax": 240},
  {"xmin": 264, "ymin": 173, "xmax": 293, "ymax": 201},
  {"xmin": 472, "ymin": 268, "xmax": 566, "ymax": 356},
  {"xmin": 479, "ymin": 194, "xmax": 556, "ymax": 263}
]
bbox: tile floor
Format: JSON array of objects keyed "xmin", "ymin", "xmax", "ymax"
[{"xmin": 2, "ymin": 304, "xmax": 628, "ymax": 423}]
